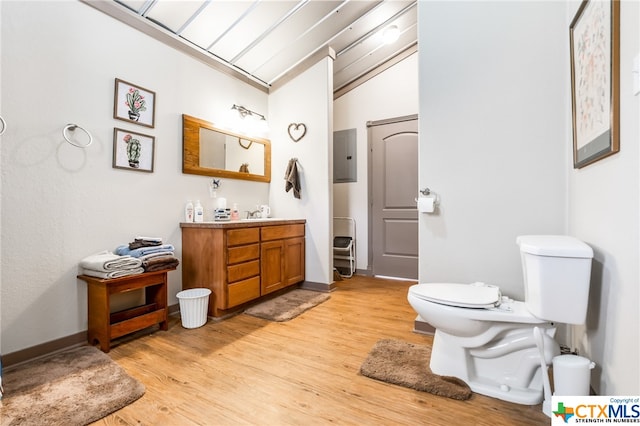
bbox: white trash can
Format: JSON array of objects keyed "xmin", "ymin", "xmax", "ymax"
[
  {"xmin": 176, "ymin": 288, "xmax": 211, "ymax": 329},
  {"xmin": 553, "ymin": 354, "xmax": 595, "ymax": 396}
]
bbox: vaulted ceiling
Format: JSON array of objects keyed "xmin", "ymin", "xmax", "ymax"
[{"xmin": 85, "ymin": 0, "xmax": 418, "ymax": 96}]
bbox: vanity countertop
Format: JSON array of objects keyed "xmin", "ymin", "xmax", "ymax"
[{"xmin": 180, "ymin": 218, "xmax": 306, "ymax": 229}]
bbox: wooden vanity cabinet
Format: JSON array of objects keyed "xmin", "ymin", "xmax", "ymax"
[
  {"xmin": 260, "ymin": 224, "xmax": 305, "ymax": 295},
  {"xmin": 181, "ymin": 220, "xmax": 305, "ymax": 317}
]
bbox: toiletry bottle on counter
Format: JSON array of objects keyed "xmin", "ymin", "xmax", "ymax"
[
  {"xmin": 230, "ymin": 203, "xmax": 240, "ymax": 220},
  {"xmin": 185, "ymin": 200, "xmax": 194, "ymax": 222},
  {"xmin": 194, "ymin": 200, "xmax": 204, "ymax": 223}
]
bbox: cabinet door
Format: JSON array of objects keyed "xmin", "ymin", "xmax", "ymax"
[
  {"xmin": 261, "ymin": 240, "xmax": 285, "ymax": 295},
  {"xmin": 284, "ymin": 237, "xmax": 305, "ymax": 286}
]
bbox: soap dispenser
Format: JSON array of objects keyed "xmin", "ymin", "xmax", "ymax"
[
  {"xmin": 230, "ymin": 203, "xmax": 240, "ymax": 220},
  {"xmin": 194, "ymin": 200, "xmax": 204, "ymax": 223}
]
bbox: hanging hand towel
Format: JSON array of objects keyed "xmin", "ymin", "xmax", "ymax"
[{"xmin": 285, "ymin": 158, "xmax": 301, "ymax": 199}]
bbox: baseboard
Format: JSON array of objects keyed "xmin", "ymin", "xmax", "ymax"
[
  {"xmin": 300, "ymin": 280, "xmax": 336, "ymax": 293},
  {"xmin": 357, "ymin": 267, "xmax": 372, "ymax": 276},
  {"xmin": 3, "ymin": 331, "xmax": 88, "ymax": 369},
  {"xmin": 413, "ymin": 315, "xmax": 435, "ymax": 335},
  {"xmin": 4, "ymin": 304, "xmax": 181, "ymax": 368}
]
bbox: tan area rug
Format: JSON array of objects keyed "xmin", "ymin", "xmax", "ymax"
[
  {"xmin": 244, "ymin": 289, "xmax": 330, "ymax": 322},
  {"xmin": 1, "ymin": 345, "xmax": 145, "ymax": 426},
  {"xmin": 360, "ymin": 339, "xmax": 472, "ymax": 401}
]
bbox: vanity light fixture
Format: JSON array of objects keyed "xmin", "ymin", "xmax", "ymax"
[
  {"xmin": 231, "ymin": 104, "xmax": 265, "ymax": 121},
  {"xmin": 230, "ymin": 104, "xmax": 269, "ymax": 135},
  {"xmin": 381, "ymin": 25, "xmax": 400, "ymax": 45}
]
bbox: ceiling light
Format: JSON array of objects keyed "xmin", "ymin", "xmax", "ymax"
[{"xmin": 382, "ymin": 25, "xmax": 400, "ymax": 45}]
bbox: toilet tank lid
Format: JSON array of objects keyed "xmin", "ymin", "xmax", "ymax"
[{"xmin": 517, "ymin": 235, "xmax": 593, "ymax": 258}]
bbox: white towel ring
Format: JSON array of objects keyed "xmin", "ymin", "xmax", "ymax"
[
  {"xmin": 0, "ymin": 115, "xmax": 6, "ymax": 136},
  {"xmin": 63, "ymin": 123, "xmax": 93, "ymax": 148}
]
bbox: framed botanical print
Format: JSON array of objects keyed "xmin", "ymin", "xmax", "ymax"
[
  {"xmin": 569, "ymin": 0, "xmax": 620, "ymax": 168},
  {"xmin": 113, "ymin": 128, "xmax": 155, "ymax": 173},
  {"xmin": 113, "ymin": 78, "xmax": 156, "ymax": 128}
]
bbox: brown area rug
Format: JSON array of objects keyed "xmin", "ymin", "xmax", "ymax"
[
  {"xmin": 1, "ymin": 345, "xmax": 145, "ymax": 425},
  {"xmin": 244, "ymin": 289, "xmax": 330, "ymax": 322},
  {"xmin": 360, "ymin": 339, "xmax": 472, "ymax": 400}
]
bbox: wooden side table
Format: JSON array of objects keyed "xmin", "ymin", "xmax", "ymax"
[{"xmin": 78, "ymin": 269, "xmax": 173, "ymax": 352}]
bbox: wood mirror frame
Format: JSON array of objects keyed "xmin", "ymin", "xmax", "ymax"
[{"xmin": 183, "ymin": 114, "xmax": 271, "ymax": 182}]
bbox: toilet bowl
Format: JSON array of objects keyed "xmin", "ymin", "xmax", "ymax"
[
  {"xmin": 408, "ymin": 283, "xmax": 559, "ymax": 404},
  {"xmin": 407, "ymin": 235, "xmax": 593, "ymax": 405}
]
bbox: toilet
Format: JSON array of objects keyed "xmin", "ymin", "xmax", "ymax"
[{"xmin": 407, "ymin": 235, "xmax": 593, "ymax": 405}]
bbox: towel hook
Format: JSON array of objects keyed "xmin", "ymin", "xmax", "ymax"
[
  {"xmin": 0, "ymin": 115, "xmax": 6, "ymax": 136},
  {"xmin": 63, "ymin": 123, "xmax": 93, "ymax": 148}
]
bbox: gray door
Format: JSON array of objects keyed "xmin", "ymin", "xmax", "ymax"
[{"xmin": 369, "ymin": 116, "xmax": 419, "ymax": 279}]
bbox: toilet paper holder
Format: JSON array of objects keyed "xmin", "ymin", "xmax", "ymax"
[
  {"xmin": 418, "ymin": 187, "xmax": 438, "ymax": 202},
  {"xmin": 415, "ymin": 188, "xmax": 439, "ymax": 213}
]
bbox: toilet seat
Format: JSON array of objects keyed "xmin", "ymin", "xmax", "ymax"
[{"xmin": 409, "ymin": 282, "xmax": 501, "ymax": 309}]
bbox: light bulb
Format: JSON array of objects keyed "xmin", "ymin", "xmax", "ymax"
[{"xmin": 382, "ymin": 25, "xmax": 400, "ymax": 45}]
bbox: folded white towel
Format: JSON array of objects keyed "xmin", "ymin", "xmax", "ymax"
[
  {"xmin": 81, "ymin": 267, "xmax": 145, "ymax": 279},
  {"xmin": 80, "ymin": 250, "xmax": 143, "ymax": 272}
]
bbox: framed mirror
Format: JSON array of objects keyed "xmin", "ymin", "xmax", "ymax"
[{"xmin": 183, "ymin": 114, "xmax": 271, "ymax": 182}]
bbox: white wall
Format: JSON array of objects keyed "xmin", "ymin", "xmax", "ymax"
[
  {"xmin": 268, "ymin": 58, "xmax": 334, "ymax": 285},
  {"xmin": 333, "ymin": 53, "xmax": 419, "ymax": 271},
  {"xmin": 0, "ymin": 1, "xmax": 270, "ymax": 354},
  {"xmin": 418, "ymin": 1, "xmax": 567, "ymax": 301},
  {"xmin": 567, "ymin": 0, "xmax": 640, "ymax": 396}
]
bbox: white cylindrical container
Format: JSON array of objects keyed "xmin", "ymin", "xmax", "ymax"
[
  {"xmin": 553, "ymin": 355, "xmax": 595, "ymax": 396},
  {"xmin": 185, "ymin": 200, "xmax": 194, "ymax": 222},
  {"xmin": 194, "ymin": 200, "xmax": 204, "ymax": 223},
  {"xmin": 176, "ymin": 288, "xmax": 211, "ymax": 329},
  {"xmin": 216, "ymin": 197, "xmax": 227, "ymax": 209}
]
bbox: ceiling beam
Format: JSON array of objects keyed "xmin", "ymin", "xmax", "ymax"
[
  {"xmin": 333, "ymin": 42, "xmax": 417, "ymax": 100},
  {"xmin": 80, "ymin": 0, "xmax": 270, "ymax": 93},
  {"xmin": 269, "ymin": 46, "xmax": 336, "ymax": 94}
]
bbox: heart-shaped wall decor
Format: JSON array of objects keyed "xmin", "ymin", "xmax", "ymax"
[
  {"xmin": 288, "ymin": 123, "xmax": 307, "ymax": 142},
  {"xmin": 238, "ymin": 138, "xmax": 253, "ymax": 149}
]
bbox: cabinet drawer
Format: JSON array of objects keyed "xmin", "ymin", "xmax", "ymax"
[
  {"xmin": 228, "ymin": 276, "xmax": 260, "ymax": 308},
  {"xmin": 227, "ymin": 259, "xmax": 260, "ymax": 283},
  {"xmin": 227, "ymin": 228, "xmax": 260, "ymax": 247},
  {"xmin": 227, "ymin": 243, "xmax": 260, "ymax": 264},
  {"xmin": 261, "ymin": 224, "xmax": 305, "ymax": 241}
]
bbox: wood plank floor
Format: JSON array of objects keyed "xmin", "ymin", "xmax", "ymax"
[{"xmin": 95, "ymin": 275, "xmax": 549, "ymax": 425}]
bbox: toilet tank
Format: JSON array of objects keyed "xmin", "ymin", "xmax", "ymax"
[{"xmin": 517, "ymin": 235, "xmax": 593, "ymax": 325}]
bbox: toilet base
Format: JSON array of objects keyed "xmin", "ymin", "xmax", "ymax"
[
  {"xmin": 430, "ymin": 325, "xmax": 559, "ymax": 405},
  {"xmin": 467, "ymin": 376, "xmax": 543, "ymax": 405}
]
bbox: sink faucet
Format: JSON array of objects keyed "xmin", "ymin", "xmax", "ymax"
[{"xmin": 245, "ymin": 210, "xmax": 260, "ymax": 219}]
